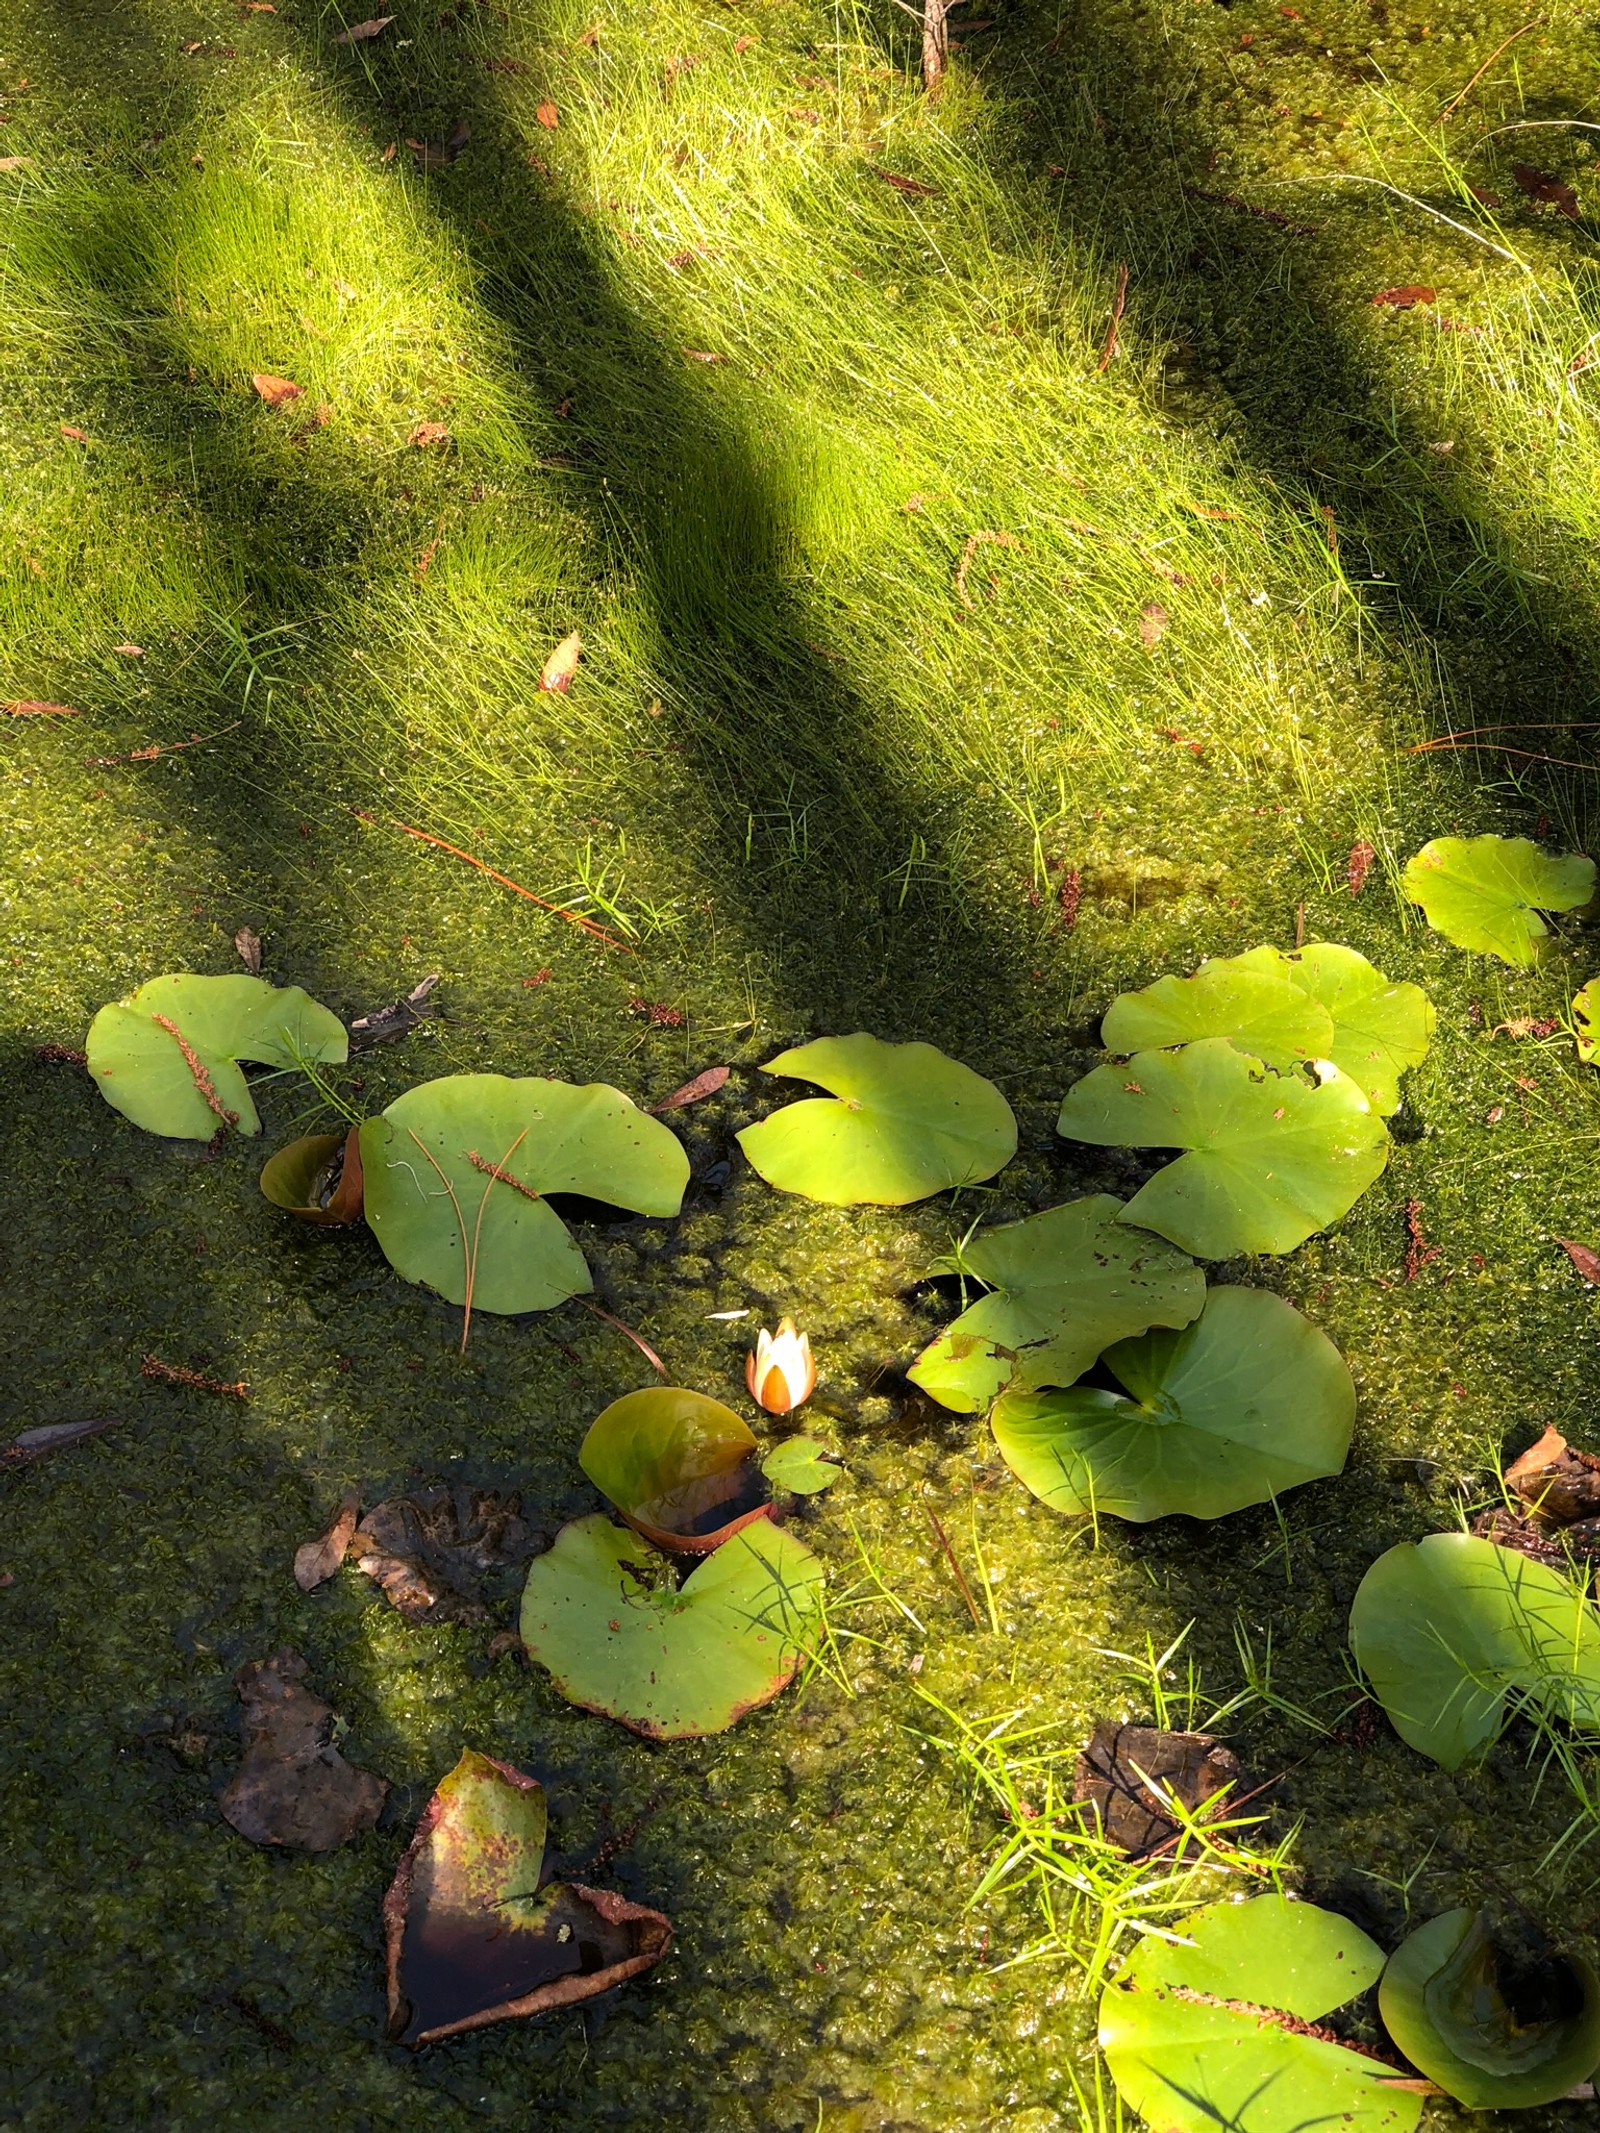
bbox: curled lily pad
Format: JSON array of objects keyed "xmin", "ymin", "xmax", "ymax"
[
  {"xmin": 1103, "ymin": 961, "xmax": 1334, "ymax": 1071},
  {"xmin": 736, "ymin": 1033, "xmax": 1016, "ymax": 1205},
  {"xmin": 761, "ymin": 1437, "xmax": 840, "ymax": 1494},
  {"xmin": 359, "ymin": 1074, "xmax": 689, "ymax": 1318},
  {"xmin": 907, "ymin": 1196, "xmax": 1204, "ymax": 1414},
  {"xmin": 260, "ymin": 1128, "xmax": 364, "ymax": 1224},
  {"xmin": 1349, "ymin": 1533, "xmax": 1600, "ymax": 1770},
  {"xmin": 1379, "ymin": 1908, "xmax": 1600, "ymax": 2110},
  {"xmin": 1057, "ymin": 1039, "xmax": 1389, "ymax": 1258},
  {"xmin": 86, "ymin": 973, "xmax": 348, "ymax": 1139},
  {"xmin": 1099, "ymin": 1894, "xmax": 1421, "ymax": 2133},
  {"xmin": 383, "ymin": 1747, "xmax": 672, "ymax": 2048},
  {"xmin": 989, "ymin": 1285, "xmax": 1354, "ymax": 1522},
  {"xmin": 1402, "ymin": 835, "xmax": 1595, "ymax": 966},
  {"xmin": 519, "ymin": 1514, "xmax": 824, "ymax": 1738},
  {"xmin": 580, "ymin": 1388, "xmax": 770, "ymax": 1553}
]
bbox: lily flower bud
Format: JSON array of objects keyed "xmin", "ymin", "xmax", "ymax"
[{"xmin": 746, "ymin": 1316, "xmax": 816, "ymax": 1415}]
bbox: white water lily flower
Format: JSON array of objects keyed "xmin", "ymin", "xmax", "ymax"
[{"xmin": 745, "ymin": 1317, "xmax": 816, "ymax": 1415}]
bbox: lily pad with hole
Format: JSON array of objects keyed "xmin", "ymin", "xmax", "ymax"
[
  {"xmin": 989, "ymin": 1285, "xmax": 1354, "ymax": 1521},
  {"xmin": 1102, "ymin": 960, "xmax": 1335, "ymax": 1071},
  {"xmin": 907, "ymin": 1196, "xmax": 1205, "ymax": 1413},
  {"xmin": 1235, "ymin": 943, "xmax": 1435, "ymax": 1115},
  {"xmin": 1099, "ymin": 1893, "xmax": 1422, "ymax": 2133},
  {"xmin": 579, "ymin": 1388, "xmax": 770, "ymax": 1553},
  {"xmin": 761, "ymin": 1438, "xmax": 840, "ymax": 1494},
  {"xmin": 1572, "ymin": 979, "xmax": 1600, "ymax": 1064},
  {"xmin": 1057, "ymin": 1038, "xmax": 1390, "ymax": 1257},
  {"xmin": 382, "ymin": 1747, "xmax": 672, "ymax": 2048},
  {"xmin": 86, "ymin": 973, "xmax": 348, "ymax": 1139},
  {"xmin": 519, "ymin": 1514, "xmax": 824, "ymax": 1738},
  {"xmin": 1379, "ymin": 1907, "xmax": 1600, "ymax": 2110},
  {"xmin": 1349, "ymin": 1532, "xmax": 1600, "ymax": 1770},
  {"xmin": 736, "ymin": 1033, "xmax": 1016, "ymax": 1205},
  {"xmin": 359, "ymin": 1074, "xmax": 689, "ymax": 1317},
  {"xmin": 1402, "ymin": 835, "xmax": 1595, "ymax": 966},
  {"xmin": 260, "ymin": 1128, "xmax": 364, "ymax": 1224}
]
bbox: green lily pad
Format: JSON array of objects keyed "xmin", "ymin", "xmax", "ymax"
[
  {"xmin": 382, "ymin": 1747, "xmax": 672, "ymax": 2048},
  {"xmin": 360, "ymin": 1074, "xmax": 689, "ymax": 1318},
  {"xmin": 1099, "ymin": 1893, "xmax": 1421, "ymax": 2133},
  {"xmin": 1402, "ymin": 835, "xmax": 1595, "ymax": 966},
  {"xmin": 736, "ymin": 1033, "xmax": 1016, "ymax": 1206},
  {"xmin": 1057, "ymin": 1038, "xmax": 1390, "ymax": 1258},
  {"xmin": 1573, "ymin": 979, "xmax": 1600, "ymax": 1064},
  {"xmin": 906, "ymin": 1196, "xmax": 1205, "ymax": 1414},
  {"xmin": 989, "ymin": 1285, "xmax": 1354, "ymax": 1521},
  {"xmin": 579, "ymin": 1388, "xmax": 769, "ymax": 1553},
  {"xmin": 86, "ymin": 973, "xmax": 348, "ymax": 1139},
  {"xmin": 260, "ymin": 1128, "xmax": 365, "ymax": 1225},
  {"xmin": 1349, "ymin": 1533, "xmax": 1600, "ymax": 1770},
  {"xmin": 761, "ymin": 1437, "xmax": 840, "ymax": 1494},
  {"xmin": 1103, "ymin": 961, "xmax": 1334, "ymax": 1071},
  {"xmin": 1241, "ymin": 944, "xmax": 1434, "ymax": 1116},
  {"xmin": 519, "ymin": 1514, "xmax": 825, "ymax": 1738},
  {"xmin": 1379, "ymin": 1907, "xmax": 1600, "ymax": 2110}
]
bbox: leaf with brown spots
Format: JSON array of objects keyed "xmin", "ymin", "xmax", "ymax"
[
  {"xmin": 408, "ymin": 420, "xmax": 451, "ymax": 447},
  {"xmin": 251, "ymin": 372, "xmax": 304, "ymax": 408},
  {"xmin": 539, "ymin": 629, "xmax": 582, "ymax": 692},
  {"xmin": 1139, "ymin": 600, "xmax": 1170, "ymax": 647},
  {"xmin": 1372, "ymin": 285, "xmax": 1435, "ymax": 309},
  {"xmin": 1513, "ymin": 164, "xmax": 1579, "ymax": 219},
  {"xmin": 334, "ymin": 15, "xmax": 393, "ymax": 41},
  {"xmin": 1558, "ymin": 1237, "xmax": 1600, "ymax": 1285},
  {"xmin": 294, "ymin": 1488, "xmax": 361, "ymax": 1591},
  {"xmin": 219, "ymin": 1650, "xmax": 387, "ymax": 1851},
  {"xmin": 4, "ymin": 699, "xmax": 78, "ymax": 717}
]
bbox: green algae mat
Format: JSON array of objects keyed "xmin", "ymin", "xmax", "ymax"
[{"xmin": 14, "ymin": 0, "xmax": 1600, "ymax": 2127}]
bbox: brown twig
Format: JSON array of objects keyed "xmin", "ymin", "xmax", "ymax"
[
  {"xmin": 1408, "ymin": 740, "xmax": 1597, "ymax": 773},
  {"xmin": 150, "ymin": 1015, "xmax": 238, "ymax": 1126},
  {"xmin": 1438, "ymin": 18, "xmax": 1541, "ymax": 123},
  {"xmin": 84, "ymin": 720, "xmax": 241, "ymax": 769},
  {"xmin": 926, "ymin": 1506, "xmax": 983, "ymax": 1628},
  {"xmin": 142, "ymin": 1355, "xmax": 249, "ymax": 1399},
  {"xmin": 954, "ymin": 530, "xmax": 1022, "ymax": 611},
  {"xmin": 466, "ymin": 1151, "xmax": 541, "ymax": 1201},
  {"xmin": 579, "ymin": 1298, "xmax": 668, "ymax": 1377},
  {"xmin": 1097, "ymin": 262, "xmax": 1129, "ymax": 373},
  {"xmin": 352, "ymin": 810, "xmax": 631, "ymax": 951}
]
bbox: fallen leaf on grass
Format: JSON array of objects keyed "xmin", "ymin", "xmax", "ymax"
[
  {"xmin": 294, "ymin": 1488, "xmax": 361, "ymax": 1591},
  {"xmin": 234, "ymin": 925, "xmax": 262, "ymax": 973},
  {"xmin": 1075, "ymin": 1721, "xmax": 1247, "ymax": 1858},
  {"xmin": 1504, "ymin": 1420, "xmax": 1600, "ymax": 1521},
  {"xmin": 113, "ymin": 642, "xmax": 145, "ymax": 657},
  {"xmin": 1558, "ymin": 1238, "xmax": 1600, "ymax": 1285},
  {"xmin": 1372, "ymin": 284, "xmax": 1435, "ymax": 309},
  {"xmin": 0, "ymin": 157, "xmax": 37, "ymax": 174},
  {"xmin": 2, "ymin": 1418, "xmax": 126, "ymax": 1468},
  {"xmin": 59, "ymin": 422, "xmax": 88, "ymax": 440},
  {"xmin": 1468, "ymin": 184, "xmax": 1501, "ymax": 207},
  {"xmin": 577, "ymin": 24, "xmax": 601, "ymax": 45},
  {"xmin": 540, "ymin": 629, "xmax": 582, "ymax": 692},
  {"xmin": 1138, "ymin": 600, "xmax": 1169, "ymax": 647},
  {"xmin": 872, "ymin": 167, "xmax": 940, "ymax": 197},
  {"xmin": 220, "ymin": 1650, "xmax": 387, "ymax": 1851},
  {"xmin": 954, "ymin": 530, "xmax": 1022, "ymax": 611},
  {"xmin": 734, "ymin": 33, "xmax": 757, "ymax": 50},
  {"xmin": 3, "ymin": 699, "xmax": 78, "ymax": 717},
  {"xmin": 683, "ymin": 348, "xmax": 726, "ymax": 363},
  {"xmin": 353, "ymin": 1487, "xmax": 540, "ymax": 1625},
  {"xmin": 536, "ymin": 100, "xmax": 559, "ymax": 128},
  {"xmin": 383, "ymin": 1748, "xmax": 672, "ymax": 2047},
  {"xmin": 251, "ymin": 372, "xmax": 304, "ymax": 408},
  {"xmin": 1348, "ymin": 838, "xmax": 1374, "ymax": 896},
  {"xmin": 649, "ymin": 1064, "xmax": 730, "ymax": 1112},
  {"xmin": 408, "ymin": 420, "xmax": 450, "ymax": 447},
  {"xmin": 347, "ymin": 973, "xmax": 440, "ymax": 1050},
  {"xmin": 1513, "ymin": 164, "xmax": 1579, "ymax": 219},
  {"xmin": 334, "ymin": 14, "xmax": 393, "ymax": 40},
  {"xmin": 409, "ymin": 121, "xmax": 471, "ymax": 173}
]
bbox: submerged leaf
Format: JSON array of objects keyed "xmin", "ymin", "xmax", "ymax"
[
  {"xmin": 383, "ymin": 1748, "xmax": 672, "ymax": 2048},
  {"xmin": 1402, "ymin": 835, "xmax": 1594, "ymax": 966},
  {"xmin": 519, "ymin": 1514, "xmax": 824, "ymax": 1738},
  {"xmin": 907, "ymin": 1195, "xmax": 1204, "ymax": 1413},
  {"xmin": 294, "ymin": 1489, "xmax": 361, "ymax": 1591},
  {"xmin": 1100, "ymin": 1894, "xmax": 1418, "ymax": 2133},
  {"xmin": 990, "ymin": 1285, "xmax": 1354, "ymax": 1521},
  {"xmin": 1349, "ymin": 1532, "xmax": 1600, "ymax": 1769},
  {"xmin": 86, "ymin": 973, "xmax": 348, "ymax": 1139},
  {"xmin": 352, "ymin": 1487, "xmax": 540, "ymax": 1624},
  {"xmin": 1058, "ymin": 1039, "xmax": 1389, "ymax": 1257},
  {"xmin": 219, "ymin": 1650, "xmax": 387, "ymax": 1851},
  {"xmin": 1075, "ymin": 1721, "xmax": 1244, "ymax": 1858},
  {"xmin": 737, "ymin": 1033, "xmax": 1016, "ymax": 1206},
  {"xmin": 580, "ymin": 1388, "xmax": 769, "ymax": 1552},
  {"xmin": 1380, "ymin": 1908, "xmax": 1600, "ymax": 2109}
]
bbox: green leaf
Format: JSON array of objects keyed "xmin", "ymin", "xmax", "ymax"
[
  {"xmin": 736, "ymin": 1033, "xmax": 1016, "ymax": 1206},
  {"xmin": 579, "ymin": 1387, "xmax": 767, "ymax": 1552},
  {"xmin": 1402, "ymin": 835, "xmax": 1595, "ymax": 966},
  {"xmin": 1103, "ymin": 962, "xmax": 1334, "ymax": 1071},
  {"xmin": 906, "ymin": 1196, "xmax": 1204, "ymax": 1414},
  {"xmin": 761, "ymin": 1437, "xmax": 840, "ymax": 1494},
  {"xmin": 86, "ymin": 973, "xmax": 348, "ymax": 1139},
  {"xmin": 519, "ymin": 1514, "xmax": 824, "ymax": 1738},
  {"xmin": 1100, "ymin": 1894, "xmax": 1420, "ymax": 2133},
  {"xmin": 1573, "ymin": 979, "xmax": 1600, "ymax": 1065},
  {"xmin": 1057, "ymin": 1039, "xmax": 1390, "ymax": 1257},
  {"xmin": 1238, "ymin": 943, "xmax": 1435, "ymax": 1116},
  {"xmin": 989, "ymin": 1285, "xmax": 1354, "ymax": 1521},
  {"xmin": 1379, "ymin": 1908, "xmax": 1600, "ymax": 2111},
  {"xmin": 360, "ymin": 1074, "xmax": 689, "ymax": 1316},
  {"xmin": 1349, "ymin": 1533, "xmax": 1600, "ymax": 1770}
]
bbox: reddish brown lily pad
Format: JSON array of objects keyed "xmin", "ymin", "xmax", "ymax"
[
  {"xmin": 579, "ymin": 1387, "xmax": 771, "ymax": 1554},
  {"xmin": 383, "ymin": 1747, "xmax": 672, "ymax": 2047},
  {"xmin": 352, "ymin": 1486, "xmax": 539, "ymax": 1624},
  {"xmin": 1075, "ymin": 1721, "xmax": 1245, "ymax": 1859},
  {"xmin": 260, "ymin": 1127, "xmax": 365, "ymax": 1224},
  {"xmin": 219, "ymin": 1650, "xmax": 386, "ymax": 1851}
]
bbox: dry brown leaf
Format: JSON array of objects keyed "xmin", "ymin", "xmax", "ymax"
[
  {"xmin": 649, "ymin": 1064, "xmax": 731, "ymax": 1113},
  {"xmin": 1372, "ymin": 285, "xmax": 1436, "ymax": 309},
  {"xmin": 347, "ymin": 974, "xmax": 441, "ymax": 1050},
  {"xmin": 577, "ymin": 23, "xmax": 601, "ymax": 45},
  {"xmin": 2, "ymin": 1418, "xmax": 126, "ymax": 1469},
  {"xmin": 251, "ymin": 372, "xmax": 304, "ymax": 408},
  {"xmin": 408, "ymin": 421, "xmax": 451, "ymax": 448},
  {"xmin": 1075, "ymin": 1722, "xmax": 1246, "ymax": 1859},
  {"xmin": 1513, "ymin": 164, "xmax": 1579, "ymax": 219},
  {"xmin": 334, "ymin": 14, "xmax": 393, "ymax": 41},
  {"xmin": 234, "ymin": 925, "xmax": 263, "ymax": 973},
  {"xmin": 352, "ymin": 1487, "xmax": 539, "ymax": 1625},
  {"xmin": 409, "ymin": 122, "xmax": 471, "ymax": 173},
  {"xmin": 113, "ymin": 642, "xmax": 145, "ymax": 657},
  {"xmin": 381, "ymin": 141, "xmax": 397, "ymax": 162},
  {"xmin": 0, "ymin": 157, "xmax": 36, "ymax": 174},
  {"xmin": 1558, "ymin": 1237, "xmax": 1600, "ymax": 1285},
  {"xmin": 1138, "ymin": 600, "xmax": 1170, "ymax": 647},
  {"xmin": 734, "ymin": 34, "xmax": 757, "ymax": 51},
  {"xmin": 3, "ymin": 700, "xmax": 78, "ymax": 718},
  {"xmin": 873, "ymin": 167, "xmax": 939, "ymax": 198},
  {"xmin": 59, "ymin": 423, "xmax": 88, "ymax": 441},
  {"xmin": 1506, "ymin": 1423, "xmax": 1571, "ymax": 1485},
  {"xmin": 1347, "ymin": 838, "xmax": 1374, "ymax": 896},
  {"xmin": 683, "ymin": 348, "xmax": 726, "ymax": 364},
  {"xmin": 953, "ymin": 530, "xmax": 1022, "ymax": 611},
  {"xmin": 219, "ymin": 1650, "xmax": 387, "ymax": 1851},
  {"xmin": 539, "ymin": 629, "xmax": 582, "ymax": 692},
  {"xmin": 536, "ymin": 100, "xmax": 560, "ymax": 128},
  {"xmin": 294, "ymin": 1488, "xmax": 361, "ymax": 1591}
]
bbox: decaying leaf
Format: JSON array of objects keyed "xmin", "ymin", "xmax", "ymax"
[
  {"xmin": 409, "ymin": 421, "xmax": 450, "ymax": 448},
  {"xmin": 1372, "ymin": 285, "xmax": 1436, "ymax": 309},
  {"xmin": 334, "ymin": 14, "xmax": 393, "ymax": 40},
  {"xmin": 0, "ymin": 156, "xmax": 36, "ymax": 174},
  {"xmin": 4, "ymin": 700, "xmax": 78, "ymax": 717},
  {"xmin": 234, "ymin": 926, "xmax": 262, "ymax": 973},
  {"xmin": 2, "ymin": 1417, "xmax": 126, "ymax": 1468},
  {"xmin": 540, "ymin": 629, "xmax": 582, "ymax": 692},
  {"xmin": 59, "ymin": 423, "xmax": 88, "ymax": 440},
  {"xmin": 536, "ymin": 100, "xmax": 560, "ymax": 128},
  {"xmin": 649, "ymin": 1064, "xmax": 730, "ymax": 1112},
  {"xmin": 1138, "ymin": 600, "xmax": 1169, "ymax": 647},
  {"xmin": 1076, "ymin": 1721, "xmax": 1246, "ymax": 1858},
  {"xmin": 409, "ymin": 121, "xmax": 471, "ymax": 172},
  {"xmin": 294, "ymin": 1488, "xmax": 362, "ymax": 1591},
  {"xmin": 872, "ymin": 167, "xmax": 940, "ymax": 197},
  {"xmin": 347, "ymin": 973, "xmax": 440, "ymax": 1050},
  {"xmin": 251, "ymin": 372, "xmax": 304, "ymax": 408},
  {"xmin": 113, "ymin": 642, "xmax": 145, "ymax": 657},
  {"xmin": 383, "ymin": 1748, "xmax": 672, "ymax": 2047},
  {"xmin": 352, "ymin": 1487, "xmax": 540, "ymax": 1624},
  {"xmin": 1348, "ymin": 839, "xmax": 1375, "ymax": 895},
  {"xmin": 1558, "ymin": 1238, "xmax": 1600, "ymax": 1285},
  {"xmin": 1513, "ymin": 164, "xmax": 1579, "ymax": 219},
  {"xmin": 219, "ymin": 1650, "xmax": 387, "ymax": 1851},
  {"xmin": 1504, "ymin": 1423, "xmax": 1600, "ymax": 1523}
]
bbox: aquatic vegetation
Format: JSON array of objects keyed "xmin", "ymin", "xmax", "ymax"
[
  {"xmin": 85, "ymin": 973, "xmax": 347, "ymax": 1138},
  {"xmin": 579, "ymin": 1387, "xmax": 770, "ymax": 1554},
  {"xmin": 518, "ymin": 1515, "xmax": 825, "ymax": 1739},
  {"xmin": 1099, "ymin": 1894, "xmax": 1420, "ymax": 2133},
  {"xmin": 359, "ymin": 1073, "xmax": 689, "ymax": 1323},
  {"xmin": 989, "ymin": 1286, "xmax": 1354, "ymax": 1522},
  {"xmin": 907, "ymin": 1196, "xmax": 1204, "ymax": 1414},
  {"xmin": 259, "ymin": 1128, "xmax": 365, "ymax": 1224},
  {"xmin": 1058, "ymin": 1038, "xmax": 1389, "ymax": 1258},
  {"xmin": 1402, "ymin": 835, "xmax": 1595, "ymax": 966},
  {"xmin": 1349, "ymin": 1533, "xmax": 1600, "ymax": 1770},
  {"xmin": 1572, "ymin": 978, "xmax": 1600, "ymax": 1064},
  {"xmin": 1378, "ymin": 1907, "xmax": 1600, "ymax": 2110},
  {"xmin": 760, "ymin": 1437, "xmax": 840, "ymax": 1494},
  {"xmin": 382, "ymin": 1748, "xmax": 672, "ymax": 2048},
  {"xmin": 746, "ymin": 1316, "xmax": 816, "ymax": 1414},
  {"xmin": 735, "ymin": 1033, "xmax": 1016, "ymax": 1205}
]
